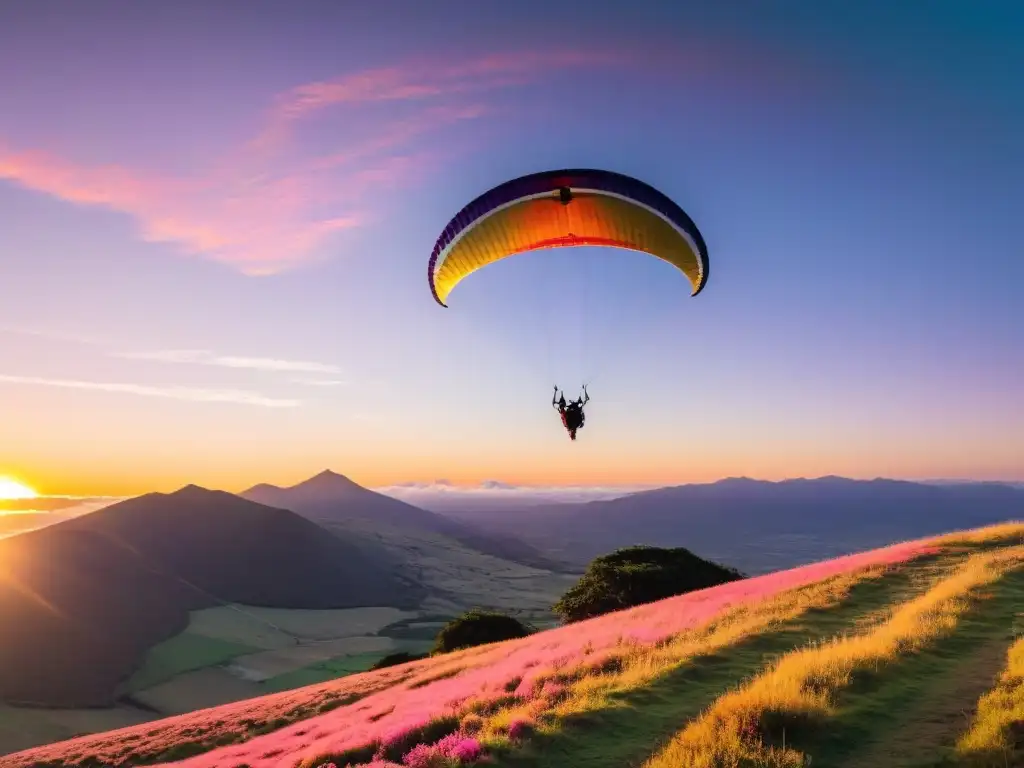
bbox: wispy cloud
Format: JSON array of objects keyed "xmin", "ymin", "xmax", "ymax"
[
  {"xmin": 376, "ymin": 480, "xmax": 649, "ymax": 512},
  {"xmin": 291, "ymin": 377, "xmax": 346, "ymax": 387},
  {"xmin": 0, "ymin": 50, "xmax": 618, "ymax": 276},
  {"xmin": 114, "ymin": 348, "xmax": 342, "ymax": 374},
  {"xmin": 1, "ymin": 328, "xmax": 344, "ymax": 396},
  {"xmin": 0, "ymin": 325, "xmax": 108, "ymax": 347},
  {"xmin": 0, "ymin": 374, "xmax": 298, "ymax": 407},
  {"xmin": 252, "ymin": 50, "xmax": 619, "ymax": 150}
]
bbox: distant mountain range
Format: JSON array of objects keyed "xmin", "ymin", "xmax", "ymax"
[{"xmin": 439, "ymin": 476, "xmax": 1024, "ymax": 574}]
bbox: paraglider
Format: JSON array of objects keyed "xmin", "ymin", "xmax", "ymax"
[
  {"xmin": 553, "ymin": 384, "xmax": 589, "ymax": 441},
  {"xmin": 427, "ymin": 168, "xmax": 709, "ymax": 441}
]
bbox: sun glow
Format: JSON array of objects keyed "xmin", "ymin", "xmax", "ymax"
[{"xmin": 0, "ymin": 477, "xmax": 38, "ymax": 500}]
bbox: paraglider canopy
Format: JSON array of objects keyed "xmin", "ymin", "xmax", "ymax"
[{"xmin": 427, "ymin": 168, "xmax": 708, "ymax": 307}]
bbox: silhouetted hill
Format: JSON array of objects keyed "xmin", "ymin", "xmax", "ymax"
[
  {"xmin": 453, "ymin": 477, "xmax": 1024, "ymax": 574},
  {"xmin": 0, "ymin": 486, "xmax": 417, "ymax": 708},
  {"xmin": 241, "ymin": 470, "xmax": 572, "ymax": 573},
  {"xmin": 0, "ymin": 511, "xmax": 48, "ymax": 537}
]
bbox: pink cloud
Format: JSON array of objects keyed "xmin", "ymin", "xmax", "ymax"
[
  {"xmin": 0, "ymin": 50, "xmax": 609, "ymax": 274},
  {"xmin": 0, "ymin": 44, "xmax": 814, "ymax": 275},
  {"xmin": 259, "ymin": 50, "xmax": 621, "ymax": 136},
  {"xmin": 0, "ymin": 140, "xmax": 365, "ymax": 274}
]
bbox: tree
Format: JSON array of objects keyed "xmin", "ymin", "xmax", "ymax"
[
  {"xmin": 369, "ymin": 651, "xmax": 427, "ymax": 671},
  {"xmin": 552, "ymin": 545, "xmax": 745, "ymax": 623},
  {"xmin": 431, "ymin": 610, "xmax": 534, "ymax": 654}
]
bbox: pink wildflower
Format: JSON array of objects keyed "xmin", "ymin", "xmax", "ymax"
[
  {"xmin": 402, "ymin": 732, "xmax": 482, "ymax": 766},
  {"xmin": 450, "ymin": 737, "xmax": 482, "ymax": 761},
  {"xmin": 402, "ymin": 743, "xmax": 437, "ymax": 768}
]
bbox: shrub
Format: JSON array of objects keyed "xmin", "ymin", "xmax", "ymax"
[
  {"xmin": 370, "ymin": 651, "xmax": 427, "ymax": 671},
  {"xmin": 553, "ymin": 545, "xmax": 745, "ymax": 623},
  {"xmin": 431, "ymin": 610, "xmax": 533, "ymax": 654}
]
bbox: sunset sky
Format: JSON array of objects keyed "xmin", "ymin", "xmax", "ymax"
[{"xmin": 1, "ymin": 2, "xmax": 1022, "ymax": 496}]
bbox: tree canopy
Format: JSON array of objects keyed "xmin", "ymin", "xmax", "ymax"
[
  {"xmin": 431, "ymin": 609, "xmax": 534, "ymax": 654},
  {"xmin": 552, "ymin": 545, "xmax": 745, "ymax": 623}
]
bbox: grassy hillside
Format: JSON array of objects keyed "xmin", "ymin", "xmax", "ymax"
[{"xmin": 11, "ymin": 521, "xmax": 1024, "ymax": 767}]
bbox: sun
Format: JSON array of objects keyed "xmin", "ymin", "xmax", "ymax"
[{"xmin": 0, "ymin": 477, "xmax": 38, "ymax": 500}]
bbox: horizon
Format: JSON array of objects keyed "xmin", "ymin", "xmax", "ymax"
[
  {"xmin": 2, "ymin": 2, "xmax": 1022, "ymax": 495},
  {"xmin": 1, "ymin": 468, "xmax": 1020, "ymax": 538},
  {"xmin": 5, "ymin": 467, "xmax": 1024, "ymax": 499}
]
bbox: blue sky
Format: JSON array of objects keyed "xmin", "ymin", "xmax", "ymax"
[{"xmin": 0, "ymin": 1, "xmax": 1021, "ymax": 494}]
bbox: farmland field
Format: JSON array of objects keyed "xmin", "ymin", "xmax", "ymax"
[
  {"xmin": 121, "ymin": 632, "xmax": 261, "ymax": 692},
  {"xmin": 259, "ymin": 652, "xmax": 393, "ymax": 692},
  {"xmin": 188, "ymin": 605, "xmax": 420, "ymax": 643},
  {"xmin": 227, "ymin": 636, "xmax": 398, "ymax": 681}
]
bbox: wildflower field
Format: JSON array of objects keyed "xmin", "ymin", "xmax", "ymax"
[{"xmin": 6, "ymin": 521, "xmax": 1024, "ymax": 768}]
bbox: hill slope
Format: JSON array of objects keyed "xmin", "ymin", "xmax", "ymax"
[
  {"xmin": 0, "ymin": 486, "xmax": 416, "ymax": 708},
  {"xmin": 242, "ymin": 471, "xmax": 571, "ymax": 573},
  {"xmin": 447, "ymin": 476, "xmax": 1024, "ymax": 573},
  {"xmin": 11, "ymin": 521, "xmax": 1024, "ymax": 767},
  {"xmin": 240, "ymin": 471, "xmax": 579, "ymax": 618}
]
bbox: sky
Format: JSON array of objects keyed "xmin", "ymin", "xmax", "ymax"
[{"xmin": 1, "ymin": 1, "xmax": 1022, "ymax": 497}]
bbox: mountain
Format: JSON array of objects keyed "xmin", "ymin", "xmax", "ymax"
[
  {"xmin": 445, "ymin": 477, "xmax": 1024, "ymax": 574},
  {"xmin": 241, "ymin": 470, "xmax": 572, "ymax": 573},
  {"xmin": 7, "ymin": 521, "xmax": 1020, "ymax": 768},
  {"xmin": 0, "ymin": 486, "xmax": 417, "ymax": 708}
]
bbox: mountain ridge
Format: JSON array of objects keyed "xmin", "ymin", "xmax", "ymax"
[
  {"xmin": 241, "ymin": 469, "xmax": 575, "ymax": 574},
  {"xmin": 434, "ymin": 476, "xmax": 1024, "ymax": 573},
  {"xmin": 0, "ymin": 486, "xmax": 416, "ymax": 708}
]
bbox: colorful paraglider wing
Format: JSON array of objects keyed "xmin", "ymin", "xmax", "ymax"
[{"xmin": 427, "ymin": 169, "xmax": 709, "ymax": 307}]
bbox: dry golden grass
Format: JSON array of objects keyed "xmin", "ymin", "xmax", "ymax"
[
  {"xmin": 931, "ymin": 521, "xmax": 1024, "ymax": 547},
  {"xmin": 642, "ymin": 546, "xmax": 1024, "ymax": 768},
  {"xmin": 472, "ymin": 563, "xmax": 900, "ymax": 743},
  {"xmin": 955, "ymin": 630, "xmax": 1024, "ymax": 765}
]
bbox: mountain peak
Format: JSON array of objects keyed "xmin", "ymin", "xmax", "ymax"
[
  {"xmin": 170, "ymin": 483, "xmax": 214, "ymax": 496},
  {"xmin": 714, "ymin": 476, "xmax": 764, "ymax": 487},
  {"xmin": 291, "ymin": 470, "xmax": 366, "ymax": 494},
  {"xmin": 244, "ymin": 482, "xmax": 282, "ymax": 494}
]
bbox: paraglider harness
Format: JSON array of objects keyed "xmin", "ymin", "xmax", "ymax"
[{"xmin": 553, "ymin": 385, "xmax": 589, "ymax": 441}]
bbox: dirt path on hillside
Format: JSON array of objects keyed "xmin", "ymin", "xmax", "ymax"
[{"xmin": 836, "ymin": 623, "xmax": 1013, "ymax": 767}]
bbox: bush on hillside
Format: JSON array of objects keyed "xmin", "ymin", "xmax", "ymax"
[
  {"xmin": 552, "ymin": 545, "xmax": 746, "ymax": 623},
  {"xmin": 369, "ymin": 651, "xmax": 427, "ymax": 671},
  {"xmin": 431, "ymin": 610, "xmax": 534, "ymax": 654}
]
